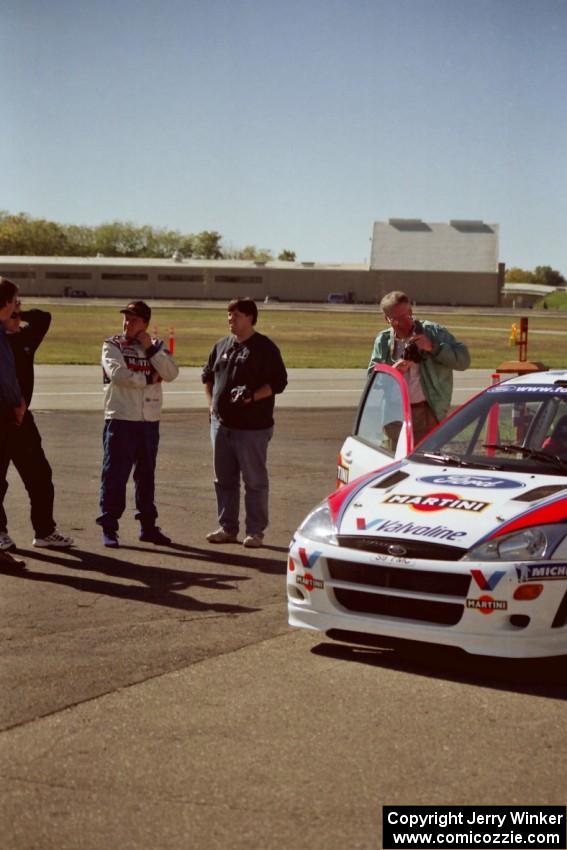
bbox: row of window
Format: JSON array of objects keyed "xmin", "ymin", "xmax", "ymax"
[{"xmin": 1, "ymin": 270, "xmax": 263, "ymax": 284}]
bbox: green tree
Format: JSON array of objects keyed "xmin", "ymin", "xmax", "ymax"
[
  {"xmin": 193, "ymin": 230, "xmax": 223, "ymax": 259},
  {"xmin": 235, "ymin": 245, "xmax": 273, "ymax": 262},
  {"xmin": 0, "ymin": 212, "xmax": 69, "ymax": 255},
  {"xmin": 152, "ymin": 228, "xmax": 195, "ymax": 259},
  {"xmin": 93, "ymin": 221, "xmax": 151, "ymax": 257},
  {"xmin": 278, "ymin": 249, "xmax": 296, "ymax": 262},
  {"xmin": 237, "ymin": 244, "xmax": 259, "ymax": 260},
  {"xmin": 533, "ymin": 265, "xmax": 566, "ymax": 287},
  {"xmin": 95, "ymin": 224, "xmax": 197, "ymax": 259},
  {"xmin": 0, "ymin": 211, "xmax": 217, "ymax": 260},
  {"xmin": 138, "ymin": 225, "xmax": 172, "ymax": 258},
  {"xmin": 0, "ymin": 212, "xmax": 27, "ymax": 254},
  {"xmin": 505, "ymin": 267, "xmax": 535, "ymax": 283},
  {"xmin": 63, "ymin": 224, "xmax": 97, "ymax": 256}
]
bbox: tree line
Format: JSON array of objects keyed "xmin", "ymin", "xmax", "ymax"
[
  {"xmin": 0, "ymin": 212, "xmax": 296, "ymax": 263},
  {"xmin": 4, "ymin": 212, "xmax": 562, "ymax": 279},
  {"xmin": 505, "ymin": 265, "xmax": 565, "ymax": 287}
]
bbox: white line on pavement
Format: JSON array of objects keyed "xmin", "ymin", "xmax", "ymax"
[{"xmin": 34, "ymin": 386, "xmax": 487, "ymax": 397}]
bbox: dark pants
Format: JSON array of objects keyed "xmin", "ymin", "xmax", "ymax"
[
  {"xmin": 0, "ymin": 412, "xmax": 56, "ymax": 537},
  {"xmin": 0, "ymin": 415, "xmax": 12, "ymax": 533},
  {"xmin": 411, "ymin": 401, "xmax": 438, "ymax": 444},
  {"xmin": 97, "ymin": 419, "xmax": 160, "ymax": 532},
  {"xmin": 384, "ymin": 402, "xmax": 438, "ymax": 451}
]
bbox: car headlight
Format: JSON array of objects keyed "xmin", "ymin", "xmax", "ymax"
[
  {"xmin": 297, "ymin": 501, "xmax": 338, "ymax": 545},
  {"xmin": 463, "ymin": 524, "xmax": 567, "ymax": 562}
]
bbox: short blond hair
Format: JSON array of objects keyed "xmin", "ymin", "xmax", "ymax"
[{"xmin": 379, "ymin": 290, "xmax": 410, "ymax": 315}]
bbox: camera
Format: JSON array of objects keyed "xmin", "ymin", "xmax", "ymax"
[
  {"xmin": 230, "ymin": 385, "xmax": 252, "ymax": 405},
  {"xmin": 402, "ymin": 320, "xmax": 424, "ymax": 363}
]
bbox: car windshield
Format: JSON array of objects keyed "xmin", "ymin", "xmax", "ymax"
[{"xmin": 411, "ymin": 383, "xmax": 567, "ymax": 475}]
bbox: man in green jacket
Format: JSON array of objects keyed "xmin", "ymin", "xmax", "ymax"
[{"xmin": 368, "ymin": 291, "xmax": 470, "ymax": 443}]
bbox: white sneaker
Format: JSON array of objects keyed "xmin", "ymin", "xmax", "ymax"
[
  {"xmin": 243, "ymin": 534, "xmax": 264, "ymax": 549},
  {"xmin": 206, "ymin": 528, "xmax": 238, "ymax": 544},
  {"xmin": 33, "ymin": 531, "xmax": 74, "ymax": 548},
  {"xmin": 0, "ymin": 532, "xmax": 16, "ymax": 552}
]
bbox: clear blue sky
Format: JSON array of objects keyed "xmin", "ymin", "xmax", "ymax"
[{"xmin": 2, "ymin": 0, "xmax": 566, "ymax": 273}]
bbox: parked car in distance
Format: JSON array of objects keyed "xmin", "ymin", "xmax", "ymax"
[
  {"xmin": 64, "ymin": 287, "xmax": 88, "ymax": 298},
  {"xmin": 327, "ymin": 292, "xmax": 354, "ymax": 304}
]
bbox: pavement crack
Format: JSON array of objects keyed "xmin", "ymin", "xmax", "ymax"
[
  {"xmin": 76, "ymin": 594, "xmax": 105, "ymax": 608},
  {"xmin": 0, "ymin": 623, "xmax": 292, "ymax": 735}
]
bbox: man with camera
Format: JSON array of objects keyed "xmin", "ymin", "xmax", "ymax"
[
  {"xmin": 368, "ymin": 290, "xmax": 470, "ymax": 443},
  {"xmin": 202, "ymin": 297, "xmax": 287, "ymax": 548}
]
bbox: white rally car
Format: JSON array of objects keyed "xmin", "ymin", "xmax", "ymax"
[{"xmin": 288, "ymin": 365, "xmax": 567, "ymax": 658}]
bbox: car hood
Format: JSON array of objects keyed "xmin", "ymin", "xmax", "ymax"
[{"xmin": 328, "ymin": 460, "xmax": 567, "ymax": 549}]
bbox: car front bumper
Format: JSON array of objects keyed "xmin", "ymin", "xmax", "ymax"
[{"xmin": 287, "ymin": 534, "xmax": 567, "ymax": 658}]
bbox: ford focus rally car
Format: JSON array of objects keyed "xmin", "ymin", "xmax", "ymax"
[{"xmin": 288, "ymin": 365, "xmax": 567, "ymax": 658}]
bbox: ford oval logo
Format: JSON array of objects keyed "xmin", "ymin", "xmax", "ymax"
[
  {"xmin": 387, "ymin": 544, "xmax": 407, "ymax": 557},
  {"xmin": 418, "ymin": 474, "xmax": 523, "ymax": 490}
]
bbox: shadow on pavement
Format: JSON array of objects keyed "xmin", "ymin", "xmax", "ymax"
[
  {"xmin": 154, "ymin": 541, "xmax": 288, "ymax": 574},
  {"xmin": 311, "ymin": 640, "xmax": 567, "ymax": 700},
  {"xmin": 4, "ymin": 548, "xmax": 260, "ymax": 615}
]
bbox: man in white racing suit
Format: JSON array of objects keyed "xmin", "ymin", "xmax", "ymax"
[{"xmin": 97, "ymin": 301, "xmax": 179, "ymax": 548}]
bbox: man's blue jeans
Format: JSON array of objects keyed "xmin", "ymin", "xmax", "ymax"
[
  {"xmin": 210, "ymin": 416, "xmax": 273, "ymax": 536},
  {"xmin": 97, "ymin": 419, "xmax": 160, "ymax": 532}
]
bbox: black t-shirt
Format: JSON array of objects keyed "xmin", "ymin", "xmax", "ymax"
[
  {"xmin": 7, "ymin": 310, "xmax": 51, "ymax": 407},
  {"xmin": 202, "ymin": 331, "xmax": 287, "ymax": 429}
]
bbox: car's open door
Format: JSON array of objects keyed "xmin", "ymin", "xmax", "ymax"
[{"xmin": 337, "ymin": 364, "xmax": 413, "ymax": 486}]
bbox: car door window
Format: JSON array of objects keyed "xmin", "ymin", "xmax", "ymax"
[{"xmin": 356, "ymin": 366, "xmax": 412, "ymax": 457}]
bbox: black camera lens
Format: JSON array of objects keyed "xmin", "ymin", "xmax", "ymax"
[
  {"xmin": 403, "ymin": 341, "xmax": 422, "ymax": 363},
  {"xmin": 402, "ymin": 319, "xmax": 424, "ymax": 362}
]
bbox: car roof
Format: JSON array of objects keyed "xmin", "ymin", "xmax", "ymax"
[{"xmin": 500, "ymin": 370, "xmax": 567, "ymax": 387}]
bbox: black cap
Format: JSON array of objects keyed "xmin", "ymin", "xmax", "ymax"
[{"xmin": 120, "ymin": 300, "xmax": 151, "ymax": 322}]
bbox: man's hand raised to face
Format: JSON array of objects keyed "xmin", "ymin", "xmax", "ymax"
[{"xmin": 136, "ymin": 330, "xmax": 153, "ymax": 349}]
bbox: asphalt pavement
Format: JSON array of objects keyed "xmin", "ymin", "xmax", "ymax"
[
  {"xmin": 32, "ymin": 366, "xmax": 495, "ymax": 410},
  {"xmin": 1, "ymin": 400, "xmax": 566, "ymax": 850}
]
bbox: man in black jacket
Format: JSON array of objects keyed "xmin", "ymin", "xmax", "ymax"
[
  {"xmin": 202, "ymin": 297, "xmax": 287, "ymax": 548},
  {"xmin": 0, "ymin": 300, "xmax": 73, "ymax": 551}
]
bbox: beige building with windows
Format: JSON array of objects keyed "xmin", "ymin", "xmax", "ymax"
[{"xmin": 0, "ymin": 219, "xmax": 503, "ymax": 306}]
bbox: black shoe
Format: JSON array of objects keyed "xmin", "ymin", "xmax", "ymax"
[
  {"xmin": 103, "ymin": 528, "xmax": 119, "ymax": 548},
  {"xmin": 139, "ymin": 526, "xmax": 171, "ymax": 545}
]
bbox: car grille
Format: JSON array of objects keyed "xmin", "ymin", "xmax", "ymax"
[
  {"xmin": 552, "ymin": 591, "xmax": 567, "ymax": 628},
  {"xmin": 337, "ymin": 535, "xmax": 466, "ymax": 561},
  {"xmin": 333, "ymin": 588, "xmax": 463, "ymax": 626},
  {"xmin": 327, "ymin": 558, "xmax": 471, "ymax": 627},
  {"xmin": 327, "ymin": 559, "xmax": 470, "ymax": 596}
]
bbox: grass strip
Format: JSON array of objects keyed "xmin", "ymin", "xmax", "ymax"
[{"xmin": 21, "ymin": 303, "xmax": 567, "ymax": 369}]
